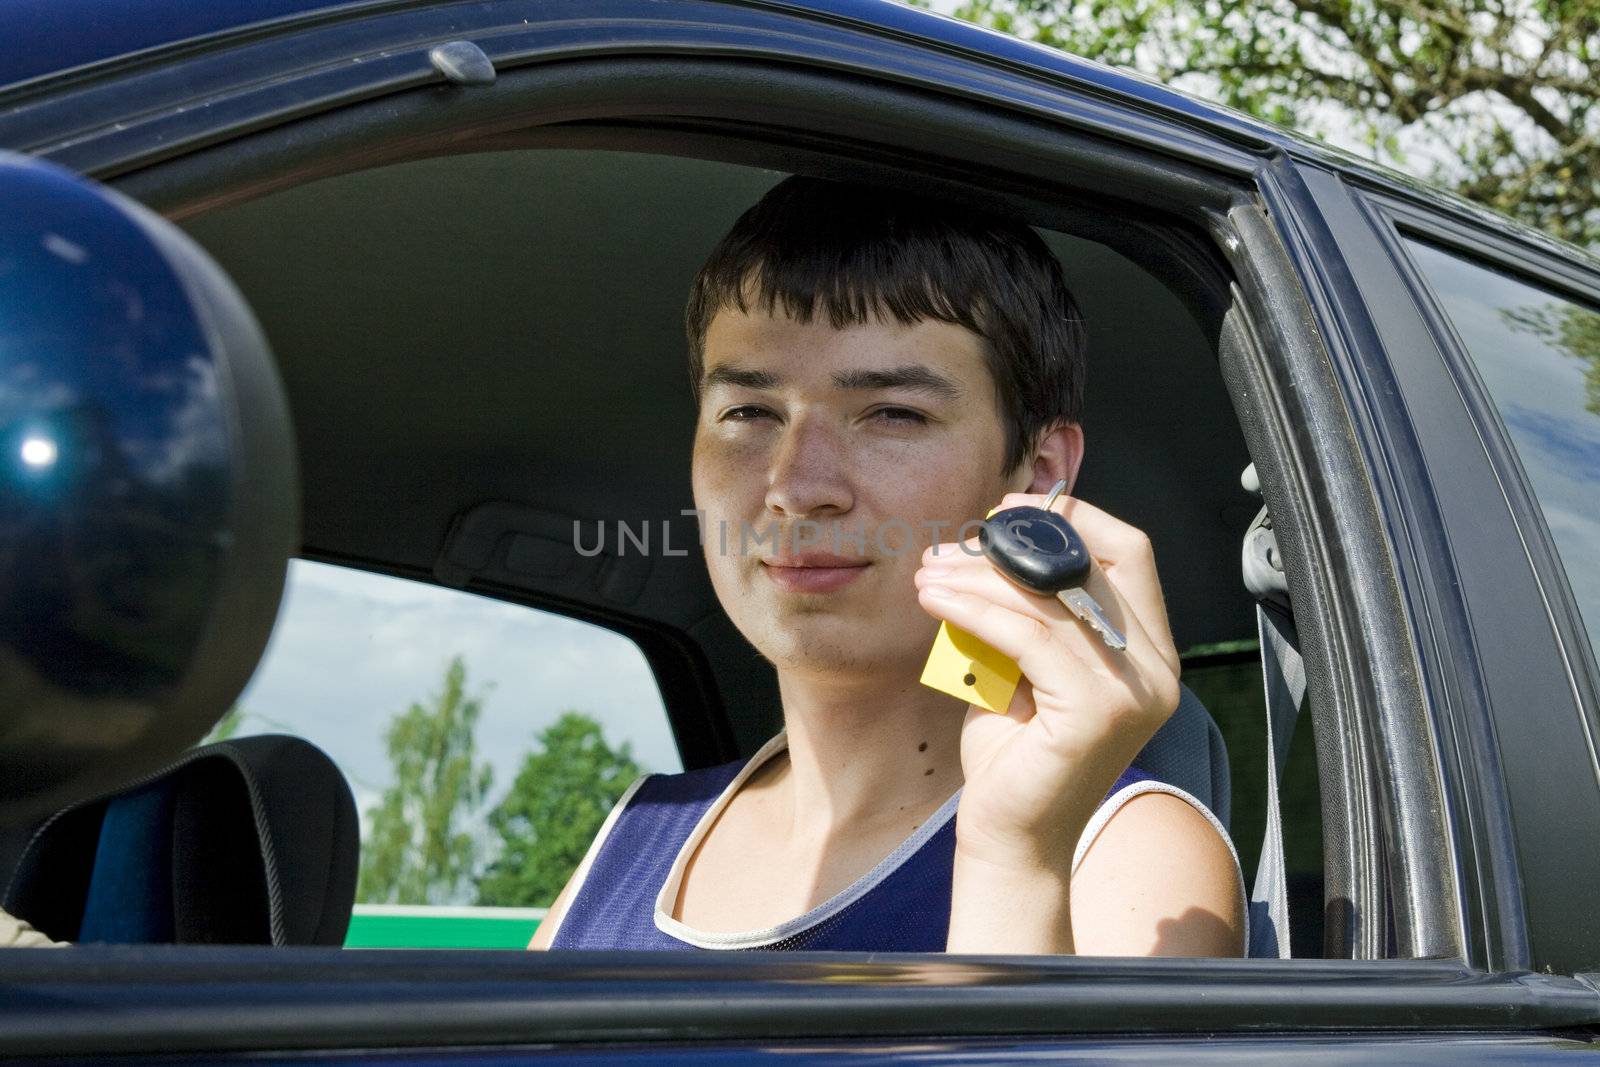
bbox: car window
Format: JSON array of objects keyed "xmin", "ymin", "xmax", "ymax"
[
  {"xmin": 1402, "ymin": 238, "xmax": 1600, "ymax": 674},
  {"xmin": 225, "ymin": 559, "xmax": 679, "ymax": 948}
]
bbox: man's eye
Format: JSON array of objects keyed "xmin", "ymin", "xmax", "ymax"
[
  {"xmin": 872, "ymin": 407, "xmax": 928, "ymax": 425},
  {"xmin": 722, "ymin": 405, "xmax": 774, "ymax": 421}
]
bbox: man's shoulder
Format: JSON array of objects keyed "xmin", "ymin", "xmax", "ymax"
[{"xmin": 631, "ymin": 732, "xmax": 784, "ymax": 810}]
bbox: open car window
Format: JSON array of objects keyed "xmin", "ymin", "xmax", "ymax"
[
  {"xmin": 168, "ymin": 146, "xmax": 1326, "ymax": 958},
  {"xmin": 232, "ymin": 559, "xmax": 676, "ymax": 948}
]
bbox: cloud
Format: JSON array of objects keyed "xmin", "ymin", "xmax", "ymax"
[
  {"xmin": 119, "ymin": 354, "xmax": 228, "ymax": 483},
  {"xmin": 1501, "ymin": 405, "xmax": 1600, "ymax": 480},
  {"xmin": 234, "ymin": 560, "xmax": 681, "ymax": 814}
]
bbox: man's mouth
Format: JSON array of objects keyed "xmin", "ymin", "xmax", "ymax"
[{"xmin": 761, "ymin": 552, "xmax": 871, "ymax": 594}]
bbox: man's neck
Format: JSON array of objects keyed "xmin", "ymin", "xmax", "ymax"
[{"xmin": 768, "ymin": 667, "xmax": 968, "ymax": 839}]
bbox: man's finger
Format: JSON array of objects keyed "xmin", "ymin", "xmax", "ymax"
[
  {"xmin": 916, "ymin": 579, "xmax": 1114, "ymax": 699},
  {"xmin": 916, "ymin": 554, "xmax": 1169, "ymax": 680},
  {"xmin": 992, "ymin": 492, "xmax": 1178, "ymax": 670}
]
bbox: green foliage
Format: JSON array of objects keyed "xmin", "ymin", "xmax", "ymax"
[
  {"xmin": 203, "ymin": 707, "xmax": 244, "ymax": 744},
  {"xmin": 357, "ymin": 656, "xmax": 495, "ymax": 905},
  {"xmin": 475, "ymin": 712, "xmax": 644, "ymax": 908},
  {"xmin": 351, "ymin": 660, "xmax": 640, "ymax": 910},
  {"xmin": 922, "ymin": 0, "xmax": 1600, "ymax": 248},
  {"xmin": 200, "ymin": 707, "xmax": 301, "ymax": 746}
]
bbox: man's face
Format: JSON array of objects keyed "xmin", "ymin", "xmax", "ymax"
[{"xmin": 691, "ymin": 305, "xmax": 1019, "ymax": 679}]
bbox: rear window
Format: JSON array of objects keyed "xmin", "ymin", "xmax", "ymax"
[
  {"xmin": 227, "ymin": 559, "xmax": 679, "ymax": 947},
  {"xmin": 1402, "ymin": 238, "xmax": 1600, "ymax": 674}
]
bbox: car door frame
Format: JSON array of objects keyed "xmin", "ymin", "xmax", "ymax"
[{"xmin": 1289, "ymin": 165, "xmax": 1600, "ymax": 976}]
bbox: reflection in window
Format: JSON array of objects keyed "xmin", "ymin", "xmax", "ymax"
[
  {"xmin": 1404, "ymin": 238, "xmax": 1600, "ymax": 671},
  {"xmin": 227, "ymin": 560, "xmax": 677, "ymax": 947}
]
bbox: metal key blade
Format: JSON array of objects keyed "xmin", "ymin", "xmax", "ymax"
[{"xmin": 1057, "ymin": 587, "xmax": 1128, "ymax": 652}]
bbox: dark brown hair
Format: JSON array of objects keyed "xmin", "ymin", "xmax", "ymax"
[{"xmin": 685, "ymin": 176, "xmax": 1086, "ymax": 473}]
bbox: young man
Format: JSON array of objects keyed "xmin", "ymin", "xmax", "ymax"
[{"xmin": 531, "ymin": 177, "xmax": 1246, "ymax": 955}]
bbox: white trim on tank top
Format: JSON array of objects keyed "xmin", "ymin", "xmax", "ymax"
[
  {"xmin": 650, "ymin": 731, "xmax": 1247, "ymax": 951},
  {"xmin": 652, "ymin": 729, "xmax": 964, "ymax": 949},
  {"xmin": 547, "ymin": 728, "xmax": 1247, "ymax": 952},
  {"xmin": 534, "ymin": 771, "xmax": 651, "ymax": 947}
]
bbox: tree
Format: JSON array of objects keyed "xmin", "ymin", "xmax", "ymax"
[
  {"xmin": 475, "ymin": 712, "xmax": 644, "ymax": 908},
  {"xmin": 927, "ymin": 0, "xmax": 1600, "ymax": 248},
  {"xmin": 357, "ymin": 656, "xmax": 494, "ymax": 905}
]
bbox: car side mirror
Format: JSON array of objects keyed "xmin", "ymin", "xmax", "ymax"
[{"xmin": 0, "ymin": 152, "xmax": 299, "ymax": 825}]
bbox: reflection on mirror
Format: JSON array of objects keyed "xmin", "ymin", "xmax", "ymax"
[{"xmin": 0, "ymin": 151, "xmax": 297, "ymax": 827}]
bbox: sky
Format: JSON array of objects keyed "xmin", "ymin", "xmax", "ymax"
[{"xmin": 232, "ymin": 559, "xmax": 683, "ymax": 824}]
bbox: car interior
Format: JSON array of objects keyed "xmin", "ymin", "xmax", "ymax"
[{"xmin": 2, "ymin": 140, "xmax": 1329, "ymax": 956}]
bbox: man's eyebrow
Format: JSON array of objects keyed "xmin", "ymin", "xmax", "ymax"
[
  {"xmin": 832, "ymin": 365, "xmax": 963, "ymax": 401},
  {"xmin": 702, "ymin": 365, "xmax": 782, "ymax": 390}
]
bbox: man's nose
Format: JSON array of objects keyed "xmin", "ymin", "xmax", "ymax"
[{"xmin": 764, "ymin": 411, "xmax": 854, "ymax": 518}]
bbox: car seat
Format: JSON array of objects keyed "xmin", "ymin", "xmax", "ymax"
[{"xmin": 2, "ymin": 734, "xmax": 357, "ymax": 946}]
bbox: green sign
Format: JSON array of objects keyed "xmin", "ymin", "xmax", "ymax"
[{"xmin": 344, "ymin": 905, "xmax": 546, "ymax": 949}]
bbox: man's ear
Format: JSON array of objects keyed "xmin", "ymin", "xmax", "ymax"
[{"xmin": 1014, "ymin": 421, "xmax": 1085, "ymax": 496}]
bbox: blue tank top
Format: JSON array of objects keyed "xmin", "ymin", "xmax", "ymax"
[{"xmin": 549, "ymin": 731, "xmax": 1157, "ymax": 951}]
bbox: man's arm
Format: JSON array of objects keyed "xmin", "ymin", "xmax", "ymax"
[
  {"xmin": 946, "ymin": 792, "xmax": 1244, "ymax": 956},
  {"xmin": 918, "ymin": 489, "xmax": 1246, "ymax": 957},
  {"xmin": 1068, "ymin": 792, "xmax": 1245, "ymax": 956}
]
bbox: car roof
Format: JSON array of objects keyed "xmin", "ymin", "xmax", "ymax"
[
  {"xmin": 0, "ymin": 0, "xmax": 1341, "ymax": 157},
  {"xmin": 1, "ymin": 0, "xmax": 349, "ymax": 88},
  {"xmin": 9, "ymin": 0, "xmax": 1597, "ymax": 266}
]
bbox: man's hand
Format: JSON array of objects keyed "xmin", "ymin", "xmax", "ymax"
[
  {"xmin": 915, "ymin": 490, "xmax": 1203, "ymax": 953},
  {"xmin": 916, "ymin": 491, "xmax": 1181, "ymax": 862}
]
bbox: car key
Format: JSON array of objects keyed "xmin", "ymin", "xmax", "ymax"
[{"xmin": 977, "ymin": 480, "xmax": 1128, "ymax": 652}]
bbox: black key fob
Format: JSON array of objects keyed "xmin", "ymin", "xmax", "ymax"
[{"xmin": 978, "ymin": 506, "xmax": 1092, "ymax": 595}]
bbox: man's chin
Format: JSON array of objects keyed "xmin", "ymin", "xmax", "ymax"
[{"xmin": 742, "ymin": 614, "xmax": 933, "ymax": 679}]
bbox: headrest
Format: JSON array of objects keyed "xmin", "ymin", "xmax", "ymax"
[
  {"xmin": 0, "ymin": 151, "xmax": 299, "ymax": 824},
  {"xmin": 3, "ymin": 735, "xmax": 357, "ymax": 946}
]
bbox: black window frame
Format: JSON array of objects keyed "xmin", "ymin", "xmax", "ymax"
[{"xmin": 1, "ymin": 0, "xmax": 1422, "ymax": 973}]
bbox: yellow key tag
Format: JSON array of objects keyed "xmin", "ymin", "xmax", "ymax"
[
  {"xmin": 920, "ymin": 620, "xmax": 1020, "ymax": 713},
  {"xmin": 918, "ymin": 504, "xmax": 1022, "ymax": 714}
]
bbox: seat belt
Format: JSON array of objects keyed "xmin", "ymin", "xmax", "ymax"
[{"xmin": 1241, "ymin": 473, "xmax": 1308, "ymax": 959}]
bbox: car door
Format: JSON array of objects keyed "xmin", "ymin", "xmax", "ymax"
[
  {"xmin": 1290, "ymin": 168, "xmax": 1600, "ymax": 978},
  {"xmin": 2, "ymin": 0, "xmax": 1600, "ymax": 1061}
]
